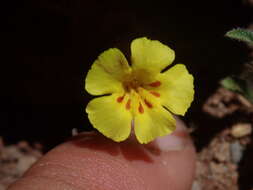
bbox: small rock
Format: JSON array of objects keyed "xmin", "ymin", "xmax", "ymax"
[
  {"xmin": 231, "ymin": 123, "xmax": 252, "ymax": 138},
  {"xmin": 210, "ymin": 162, "xmax": 228, "ymax": 174},
  {"xmin": 196, "ymin": 161, "xmax": 210, "ymax": 176},
  {"xmin": 213, "ymin": 141, "xmax": 230, "ymax": 162},
  {"xmin": 17, "ymin": 156, "xmax": 37, "ymax": 175},
  {"xmin": 0, "ymin": 139, "xmax": 43, "ymax": 189},
  {"xmin": 0, "ymin": 184, "xmax": 5, "ymax": 190},
  {"xmin": 72, "ymin": 128, "xmax": 78, "ymax": 136},
  {"xmin": 191, "ymin": 181, "xmax": 202, "ymax": 190},
  {"xmin": 230, "ymin": 141, "xmax": 244, "ymax": 164}
]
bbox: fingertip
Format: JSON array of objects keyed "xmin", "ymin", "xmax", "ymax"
[{"xmin": 9, "ymin": 121, "xmax": 195, "ymax": 190}]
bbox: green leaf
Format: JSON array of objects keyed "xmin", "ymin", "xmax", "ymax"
[
  {"xmin": 225, "ymin": 28, "xmax": 253, "ymax": 44},
  {"xmin": 221, "ymin": 76, "xmax": 253, "ymax": 103},
  {"xmin": 220, "ymin": 77, "xmax": 243, "ymax": 92}
]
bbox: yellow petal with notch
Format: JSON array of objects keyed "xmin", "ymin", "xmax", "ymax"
[
  {"xmin": 131, "ymin": 37, "xmax": 175, "ymax": 74},
  {"xmin": 85, "ymin": 48, "xmax": 131, "ymax": 95},
  {"xmin": 156, "ymin": 64, "xmax": 194, "ymax": 115},
  {"xmin": 86, "ymin": 93, "xmax": 132, "ymax": 142},
  {"xmin": 134, "ymin": 104, "xmax": 176, "ymax": 144}
]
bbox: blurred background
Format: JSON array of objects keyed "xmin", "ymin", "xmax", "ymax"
[{"xmin": 0, "ymin": 0, "xmax": 252, "ymax": 148}]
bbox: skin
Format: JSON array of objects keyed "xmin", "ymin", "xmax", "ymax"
[{"xmin": 8, "ymin": 119, "xmax": 196, "ymax": 190}]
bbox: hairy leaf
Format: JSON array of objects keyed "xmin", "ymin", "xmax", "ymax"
[{"xmin": 225, "ymin": 28, "xmax": 253, "ymax": 44}]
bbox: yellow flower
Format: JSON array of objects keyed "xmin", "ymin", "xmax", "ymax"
[{"xmin": 85, "ymin": 37, "xmax": 194, "ymax": 144}]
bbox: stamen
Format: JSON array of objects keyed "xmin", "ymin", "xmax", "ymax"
[
  {"xmin": 149, "ymin": 81, "xmax": 161, "ymax": 87},
  {"xmin": 144, "ymin": 99, "xmax": 153, "ymax": 108},
  {"xmin": 138, "ymin": 103, "xmax": 144, "ymax": 114},
  {"xmin": 117, "ymin": 95, "xmax": 125, "ymax": 103},
  {"xmin": 150, "ymin": 91, "xmax": 160, "ymax": 97},
  {"xmin": 126, "ymin": 99, "xmax": 131, "ymax": 110}
]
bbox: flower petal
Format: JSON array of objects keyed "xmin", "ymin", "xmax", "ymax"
[
  {"xmin": 85, "ymin": 48, "xmax": 131, "ymax": 95},
  {"xmin": 131, "ymin": 37, "xmax": 175, "ymax": 74},
  {"xmin": 156, "ymin": 64, "xmax": 194, "ymax": 115},
  {"xmin": 86, "ymin": 93, "xmax": 132, "ymax": 142},
  {"xmin": 134, "ymin": 105, "xmax": 176, "ymax": 144}
]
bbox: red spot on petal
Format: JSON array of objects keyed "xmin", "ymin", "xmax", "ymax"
[
  {"xmin": 126, "ymin": 99, "xmax": 131, "ymax": 110},
  {"xmin": 149, "ymin": 81, "xmax": 161, "ymax": 87},
  {"xmin": 138, "ymin": 103, "xmax": 144, "ymax": 114},
  {"xmin": 150, "ymin": 91, "xmax": 160, "ymax": 97},
  {"xmin": 144, "ymin": 99, "xmax": 153, "ymax": 108},
  {"xmin": 117, "ymin": 95, "xmax": 125, "ymax": 103}
]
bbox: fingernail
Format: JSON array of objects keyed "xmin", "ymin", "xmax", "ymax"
[
  {"xmin": 146, "ymin": 118, "xmax": 189, "ymax": 152},
  {"xmin": 155, "ymin": 133, "xmax": 187, "ymax": 151}
]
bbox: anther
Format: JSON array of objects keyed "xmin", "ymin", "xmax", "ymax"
[
  {"xmin": 117, "ymin": 95, "xmax": 125, "ymax": 103},
  {"xmin": 138, "ymin": 103, "xmax": 144, "ymax": 114},
  {"xmin": 126, "ymin": 99, "xmax": 131, "ymax": 110},
  {"xmin": 150, "ymin": 91, "xmax": 160, "ymax": 97},
  {"xmin": 144, "ymin": 99, "xmax": 153, "ymax": 108},
  {"xmin": 149, "ymin": 81, "xmax": 161, "ymax": 87}
]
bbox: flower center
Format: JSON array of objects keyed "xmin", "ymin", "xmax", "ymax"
[
  {"xmin": 123, "ymin": 78, "xmax": 140, "ymax": 92},
  {"xmin": 117, "ymin": 74, "xmax": 161, "ymax": 114}
]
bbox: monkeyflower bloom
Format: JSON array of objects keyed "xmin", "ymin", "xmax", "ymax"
[{"xmin": 85, "ymin": 37, "xmax": 194, "ymax": 144}]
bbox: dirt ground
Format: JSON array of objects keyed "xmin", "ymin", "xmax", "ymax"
[
  {"xmin": 0, "ymin": 139, "xmax": 42, "ymax": 190},
  {"xmin": 193, "ymin": 87, "xmax": 253, "ymax": 190}
]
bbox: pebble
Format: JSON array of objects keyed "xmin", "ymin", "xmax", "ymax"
[
  {"xmin": 0, "ymin": 184, "xmax": 5, "ymax": 190},
  {"xmin": 231, "ymin": 123, "xmax": 252, "ymax": 138},
  {"xmin": 17, "ymin": 156, "xmax": 37, "ymax": 174},
  {"xmin": 72, "ymin": 128, "xmax": 78, "ymax": 136},
  {"xmin": 191, "ymin": 181, "xmax": 202, "ymax": 190},
  {"xmin": 230, "ymin": 141, "xmax": 244, "ymax": 164}
]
